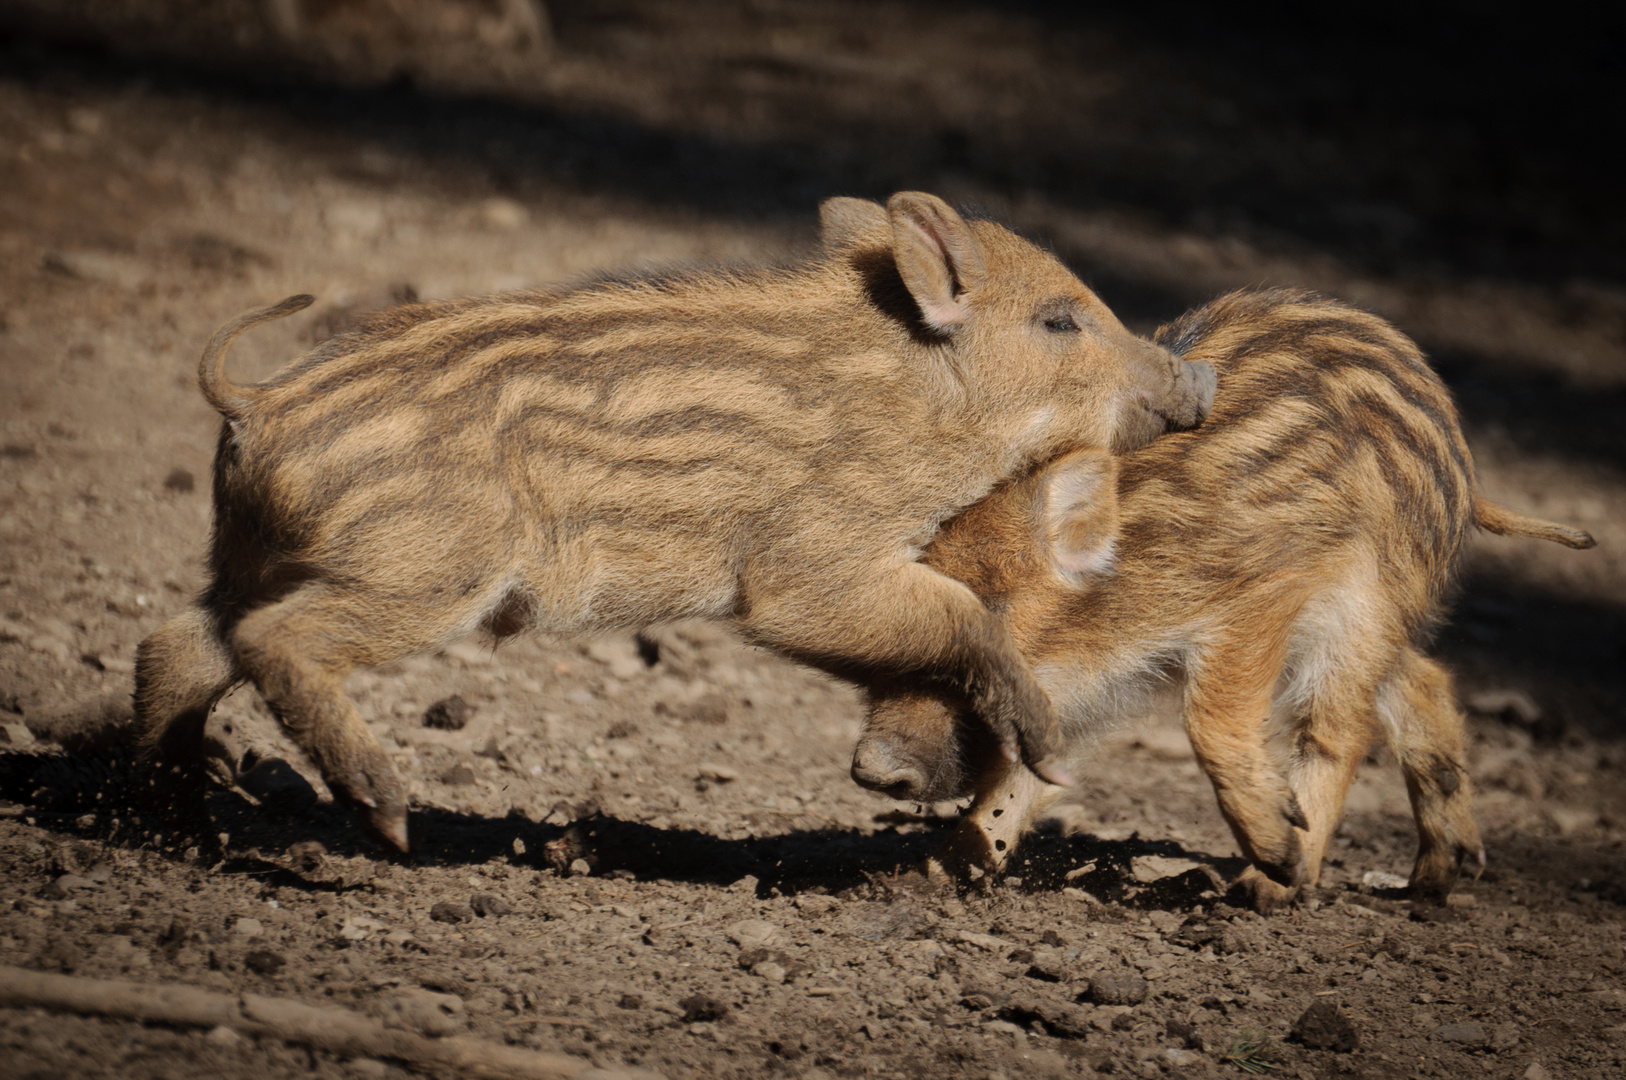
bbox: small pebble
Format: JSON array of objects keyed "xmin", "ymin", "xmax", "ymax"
[
  {"xmin": 233, "ymin": 918, "xmax": 264, "ymax": 937},
  {"xmin": 244, "ymin": 950, "xmax": 285, "ymax": 975}
]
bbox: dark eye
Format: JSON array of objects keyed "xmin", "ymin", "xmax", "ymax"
[{"xmin": 1044, "ymin": 314, "xmax": 1079, "ymax": 333}]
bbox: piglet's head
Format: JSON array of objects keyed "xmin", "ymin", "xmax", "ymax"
[{"xmin": 821, "ymin": 193, "xmax": 1215, "ymax": 456}]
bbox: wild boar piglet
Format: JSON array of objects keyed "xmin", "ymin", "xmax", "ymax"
[
  {"xmin": 853, "ymin": 288, "xmax": 1594, "ymax": 909},
  {"xmin": 134, "ymin": 192, "xmax": 1216, "ymax": 852}
]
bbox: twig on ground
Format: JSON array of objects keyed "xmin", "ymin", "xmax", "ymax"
[{"xmin": 0, "ymin": 964, "xmax": 661, "ymax": 1080}]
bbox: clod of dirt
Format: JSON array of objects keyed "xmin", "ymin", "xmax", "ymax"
[
  {"xmin": 656, "ymin": 694, "xmax": 729, "ymax": 725},
  {"xmin": 1169, "ymin": 920, "xmax": 1223, "ymax": 951},
  {"xmin": 423, "ymin": 695, "xmax": 473, "ymax": 731},
  {"xmin": 0, "ymin": 721, "xmax": 35, "ymax": 747},
  {"xmin": 542, "ymin": 821, "xmax": 593, "ymax": 873},
  {"xmin": 441, "ymin": 764, "xmax": 477, "ymax": 786},
  {"xmin": 469, "ymin": 892, "xmax": 510, "ymax": 917},
  {"xmin": 1001, "ymin": 994, "xmax": 1091, "ymax": 1039},
  {"xmin": 48, "ymin": 840, "xmax": 97, "ymax": 876},
  {"xmin": 382, "ymin": 990, "xmax": 466, "ymax": 1037},
  {"xmin": 959, "ymin": 983, "xmax": 1009, "ymax": 1011},
  {"xmin": 1023, "ymin": 947, "xmax": 1067, "ymax": 982},
  {"xmin": 233, "ymin": 918, "xmax": 264, "ymax": 937},
  {"xmin": 244, "ymin": 949, "xmax": 286, "ymax": 975},
  {"xmin": 1410, "ymin": 903, "xmax": 1458, "ymax": 924},
  {"xmin": 429, "ymin": 901, "xmax": 472, "ymax": 924},
  {"xmin": 1290, "ymin": 1001, "xmax": 1358, "ymax": 1052},
  {"xmin": 726, "ymin": 918, "xmax": 777, "ymax": 949},
  {"xmin": 617, "ymin": 994, "xmax": 643, "ymax": 1010},
  {"xmin": 286, "ymin": 840, "xmax": 327, "ymax": 875},
  {"xmin": 1434, "ymin": 1021, "xmax": 1488, "ymax": 1046},
  {"xmin": 741, "ymin": 946, "xmax": 807, "ymax": 983},
  {"xmin": 34, "ymin": 935, "xmax": 83, "ymax": 973},
  {"xmin": 162, "ymin": 467, "xmax": 195, "ymax": 493},
  {"xmin": 679, "ymin": 994, "xmax": 729, "ymax": 1023},
  {"xmin": 41, "ymin": 873, "xmax": 96, "ymax": 899},
  {"xmin": 1166, "ymin": 1017, "xmax": 1205, "ymax": 1050},
  {"xmin": 1084, "ymin": 972, "xmax": 1149, "ymax": 1006}
]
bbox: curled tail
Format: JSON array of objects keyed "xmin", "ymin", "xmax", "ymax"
[
  {"xmin": 198, "ymin": 294, "xmax": 315, "ymax": 420},
  {"xmin": 1474, "ymin": 497, "xmax": 1596, "ymax": 550}
]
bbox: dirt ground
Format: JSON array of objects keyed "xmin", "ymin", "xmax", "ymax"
[{"xmin": 1, "ymin": 3, "xmax": 1623, "ymax": 1078}]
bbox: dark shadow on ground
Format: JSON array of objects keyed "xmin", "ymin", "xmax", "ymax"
[{"xmin": 1, "ymin": 747, "xmax": 1242, "ymax": 908}]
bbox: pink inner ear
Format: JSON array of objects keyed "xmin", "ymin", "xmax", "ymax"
[
  {"xmin": 1052, "ymin": 537, "xmax": 1115, "ymax": 578},
  {"xmin": 1042, "ymin": 453, "xmax": 1118, "ymax": 582},
  {"xmin": 922, "ymin": 298, "xmax": 967, "ymax": 328}
]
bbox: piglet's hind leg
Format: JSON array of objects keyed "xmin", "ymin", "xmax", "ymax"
[{"xmin": 229, "ymin": 586, "xmax": 422, "ymax": 852}]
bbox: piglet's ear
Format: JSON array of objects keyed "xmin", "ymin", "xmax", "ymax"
[
  {"xmin": 1039, "ymin": 449, "xmax": 1120, "ymax": 587},
  {"xmin": 888, "ymin": 192, "xmax": 986, "ymax": 332},
  {"xmin": 819, "ymin": 197, "xmax": 890, "ymax": 249}
]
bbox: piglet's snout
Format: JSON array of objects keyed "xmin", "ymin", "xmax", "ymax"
[
  {"xmin": 1139, "ymin": 341, "xmax": 1215, "ymax": 432},
  {"xmin": 851, "ymin": 737, "xmax": 928, "ymax": 801},
  {"xmin": 1173, "ymin": 358, "xmax": 1217, "ymax": 429}
]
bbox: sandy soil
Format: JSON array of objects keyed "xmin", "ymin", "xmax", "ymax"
[{"xmin": 1, "ymin": 4, "xmax": 1623, "ymax": 1078}]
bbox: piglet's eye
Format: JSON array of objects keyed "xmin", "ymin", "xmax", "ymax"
[{"xmin": 1044, "ymin": 314, "xmax": 1080, "ymax": 333}]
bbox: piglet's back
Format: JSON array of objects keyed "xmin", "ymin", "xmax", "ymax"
[
  {"xmin": 210, "ymin": 260, "xmax": 961, "ymax": 625},
  {"xmin": 1108, "ymin": 289, "xmax": 1474, "ymax": 644}
]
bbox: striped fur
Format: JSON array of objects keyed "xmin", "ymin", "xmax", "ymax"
[
  {"xmin": 133, "ymin": 192, "xmax": 1216, "ymax": 853},
  {"xmin": 852, "ymin": 288, "xmax": 1595, "ymax": 909}
]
